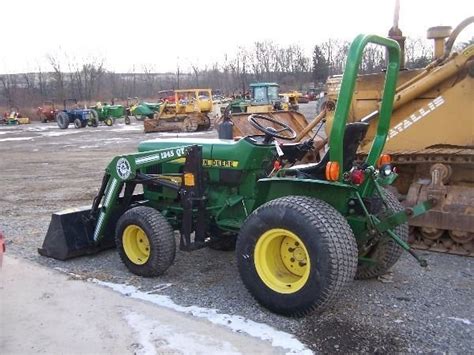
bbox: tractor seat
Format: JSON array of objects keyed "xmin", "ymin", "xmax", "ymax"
[{"xmin": 286, "ymin": 122, "xmax": 369, "ymax": 180}]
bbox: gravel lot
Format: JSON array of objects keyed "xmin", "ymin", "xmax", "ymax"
[{"xmin": 1, "ymin": 104, "xmax": 472, "ymax": 353}]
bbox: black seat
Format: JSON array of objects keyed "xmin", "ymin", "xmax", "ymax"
[{"xmin": 287, "ymin": 122, "xmax": 369, "ymax": 179}]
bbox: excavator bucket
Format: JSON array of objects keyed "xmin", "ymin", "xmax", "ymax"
[{"xmin": 38, "ymin": 206, "xmax": 115, "ymax": 260}]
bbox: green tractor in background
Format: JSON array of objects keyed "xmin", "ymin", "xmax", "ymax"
[
  {"xmin": 39, "ymin": 35, "xmax": 435, "ymax": 316},
  {"xmin": 89, "ymin": 102, "xmax": 125, "ymax": 126},
  {"xmin": 125, "ymin": 97, "xmax": 161, "ymax": 124}
]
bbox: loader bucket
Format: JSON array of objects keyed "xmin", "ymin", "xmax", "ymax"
[
  {"xmin": 38, "ymin": 206, "xmax": 115, "ymax": 260},
  {"xmin": 228, "ymin": 111, "xmax": 314, "ymax": 141}
]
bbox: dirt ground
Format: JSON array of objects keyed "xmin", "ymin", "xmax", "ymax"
[{"xmin": 0, "ymin": 107, "xmax": 473, "ymax": 353}]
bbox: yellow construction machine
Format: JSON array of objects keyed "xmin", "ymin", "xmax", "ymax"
[
  {"xmin": 323, "ymin": 17, "xmax": 474, "ymax": 256},
  {"xmin": 144, "ymin": 89, "xmax": 213, "ymax": 133},
  {"xmin": 279, "ymin": 91, "xmax": 302, "ymax": 111},
  {"xmin": 217, "ymin": 83, "xmax": 313, "ymax": 143}
]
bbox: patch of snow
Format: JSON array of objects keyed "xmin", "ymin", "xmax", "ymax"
[
  {"xmin": 79, "ymin": 145, "xmax": 100, "ymax": 149},
  {"xmin": 158, "ymin": 131, "xmax": 210, "ymax": 137},
  {"xmin": 110, "ymin": 125, "xmax": 143, "ymax": 132},
  {"xmin": 447, "ymin": 317, "xmax": 472, "ymax": 325},
  {"xmin": 124, "ymin": 311, "xmax": 240, "ymax": 355},
  {"xmin": 102, "ymin": 137, "xmax": 131, "ymax": 142},
  {"xmin": 92, "ymin": 280, "xmax": 312, "ymax": 354},
  {"xmin": 0, "ymin": 136, "xmax": 35, "ymax": 142},
  {"xmin": 148, "ymin": 283, "xmax": 173, "ymax": 293},
  {"xmin": 41, "ymin": 130, "xmax": 83, "ymax": 137},
  {"xmin": 26, "ymin": 126, "xmax": 50, "ymax": 131},
  {"xmin": 0, "ymin": 131, "xmax": 11, "ymax": 135}
]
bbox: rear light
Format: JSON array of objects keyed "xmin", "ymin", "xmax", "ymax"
[
  {"xmin": 380, "ymin": 164, "xmax": 393, "ymax": 177},
  {"xmin": 350, "ymin": 169, "xmax": 365, "ymax": 185},
  {"xmin": 377, "ymin": 154, "xmax": 391, "ymax": 167},
  {"xmin": 273, "ymin": 160, "xmax": 282, "ymax": 171},
  {"xmin": 325, "ymin": 161, "xmax": 340, "ymax": 181}
]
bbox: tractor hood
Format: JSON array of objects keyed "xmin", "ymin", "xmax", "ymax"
[{"xmin": 138, "ymin": 137, "xmax": 275, "ymax": 170}]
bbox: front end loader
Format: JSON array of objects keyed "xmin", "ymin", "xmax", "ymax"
[{"xmin": 39, "ymin": 34, "xmax": 435, "ymax": 317}]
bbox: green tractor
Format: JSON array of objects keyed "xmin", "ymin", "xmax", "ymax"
[
  {"xmin": 89, "ymin": 102, "xmax": 125, "ymax": 126},
  {"xmin": 126, "ymin": 97, "xmax": 161, "ymax": 124},
  {"xmin": 39, "ymin": 35, "xmax": 435, "ymax": 316}
]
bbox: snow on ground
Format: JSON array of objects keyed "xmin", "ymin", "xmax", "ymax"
[
  {"xmin": 93, "ymin": 280, "xmax": 312, "ymax": 355},
  {"xmin": 124, "ymin": 311, "xmax": 240, "ymax": 355},
  {"xmin": 447, "ymin": 317, "xmax": 472, "ymax": 325},
  {"xmin": 0, "ymin": 136, "xmax": 35, "ymax": 142},
  {"xmin": 110, "ymin": 125, "xmax": 143, "ymax": 132}
]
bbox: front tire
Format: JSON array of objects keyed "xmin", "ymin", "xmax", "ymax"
[
  {"xmin": 356, "ymin": 189, "xmax": 408, "ymax": 279},
  {"xmin": 237, "ymin": 196, "xmax": 358, "ymax": 317},
  {"xmin": 73, "ymin": 118, "xmax": 82, "ymax": 129},
  {"xmin": 104, "ymin": 117, "xmax": 114, "ymax": 126},
  {"xmin": 115, "ymin": 206, "xmax": 176, "ymax": 277}
]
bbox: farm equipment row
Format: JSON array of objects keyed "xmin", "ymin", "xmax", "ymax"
[
  {"xmin": 53, "ymin": 99, "xmax": 126, "ymax": 129},
  {"xmin": 40, "ymin": 35, "xmax": 435, "ymax": 317}
]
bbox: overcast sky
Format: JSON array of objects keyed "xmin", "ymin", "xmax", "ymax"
[{"xmin": 1, "ymin": 0, "xmax": 473, "ymax": 74}]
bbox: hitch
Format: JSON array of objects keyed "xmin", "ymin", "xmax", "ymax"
[
  {"xmin": 372, "ymin": 198, "xmax": 436, "ymax": 267},
  {"xmin": 386, "ymin": 229, "xmax": 428, "ymax": 267}
]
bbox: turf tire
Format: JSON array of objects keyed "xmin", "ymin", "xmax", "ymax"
[
  {"xmin": 237, "ymin": 196, "xmax": 358, "ymax": 317},
  {"xmin": 115, "ymin": 206, "xmax": 176, "ymax": 277}
]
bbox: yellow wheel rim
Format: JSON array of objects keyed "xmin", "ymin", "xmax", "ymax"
[
  {"xmin": 254, "ymin": 228, "xmax": 311, "ymax": 294},
  {"xmin": 122, "ymin": 224, "xmax": 150, "ymax": 265}
]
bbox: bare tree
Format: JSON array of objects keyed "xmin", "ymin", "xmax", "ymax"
[{"xmin": 48, "ymin": 54, "xmax": 66, "ymax": 101}]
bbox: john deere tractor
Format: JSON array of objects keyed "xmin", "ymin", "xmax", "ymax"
[
  {"xmin": 89, "ymin": 102, "xmax": 125, "ymax": 126},
  {"xmin": 39, "ymin": 35, "xmax": 434, "ymax": 316}
]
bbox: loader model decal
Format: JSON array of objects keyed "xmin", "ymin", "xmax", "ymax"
[
  {"xmin": 135, "ymin": 147, "xmax": 187, "ymax": 165},
  {"xmin": 387, "ymin": 96, "xmax": 445, "ymax": 141}
]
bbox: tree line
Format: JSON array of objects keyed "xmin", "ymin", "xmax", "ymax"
[{"xmin": 0, "ymin": 36, "xmax": 435, "ymax": 109}]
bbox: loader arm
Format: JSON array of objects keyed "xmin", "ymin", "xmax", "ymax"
[
  {"xmin": 39, "ymin": 145, "xmax": 204, "ymax": 260},
  {"xmin": 91, "ymin": 145, "xmax": 196, "ymax": 242}
]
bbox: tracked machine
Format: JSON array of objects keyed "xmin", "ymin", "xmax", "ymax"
[
  {"xmin": 218, "ymin": 83, "xmax": 311, "ymax": 139},
  {"xmin": 323, "ymin": 17, "xmax": 474, "ymax": 256},
  {"xmin": 144, "ymin": 89, "xmax": 213, "ymax": 133}
]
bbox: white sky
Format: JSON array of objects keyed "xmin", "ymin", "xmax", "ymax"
[{"xmin": 1, "ymin": 0, "xmax": 473, "ymax": 74}]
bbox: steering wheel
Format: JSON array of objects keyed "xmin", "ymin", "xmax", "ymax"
[{"xmin": 248, "ymin": 114, "xmax": 297, "ymax": 143}]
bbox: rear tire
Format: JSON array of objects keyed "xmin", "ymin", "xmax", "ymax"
[
  {"xmin": 355, "ymin": 189, "xmax": 409, "ymax": 279},
  {"xmin": 56, "ymin": 112, "xmax": 69, "ymax": 129},
  {"xmin": 237, "ymin": 196, "xmax": 358, "ymax": 317},
  {"xmin": 90, "ymin": 109, "xmax": 99, "ymax": 127},
  {"xmin": 115, "ymin": 206, "xmax": 176, "ymax": 277}
]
